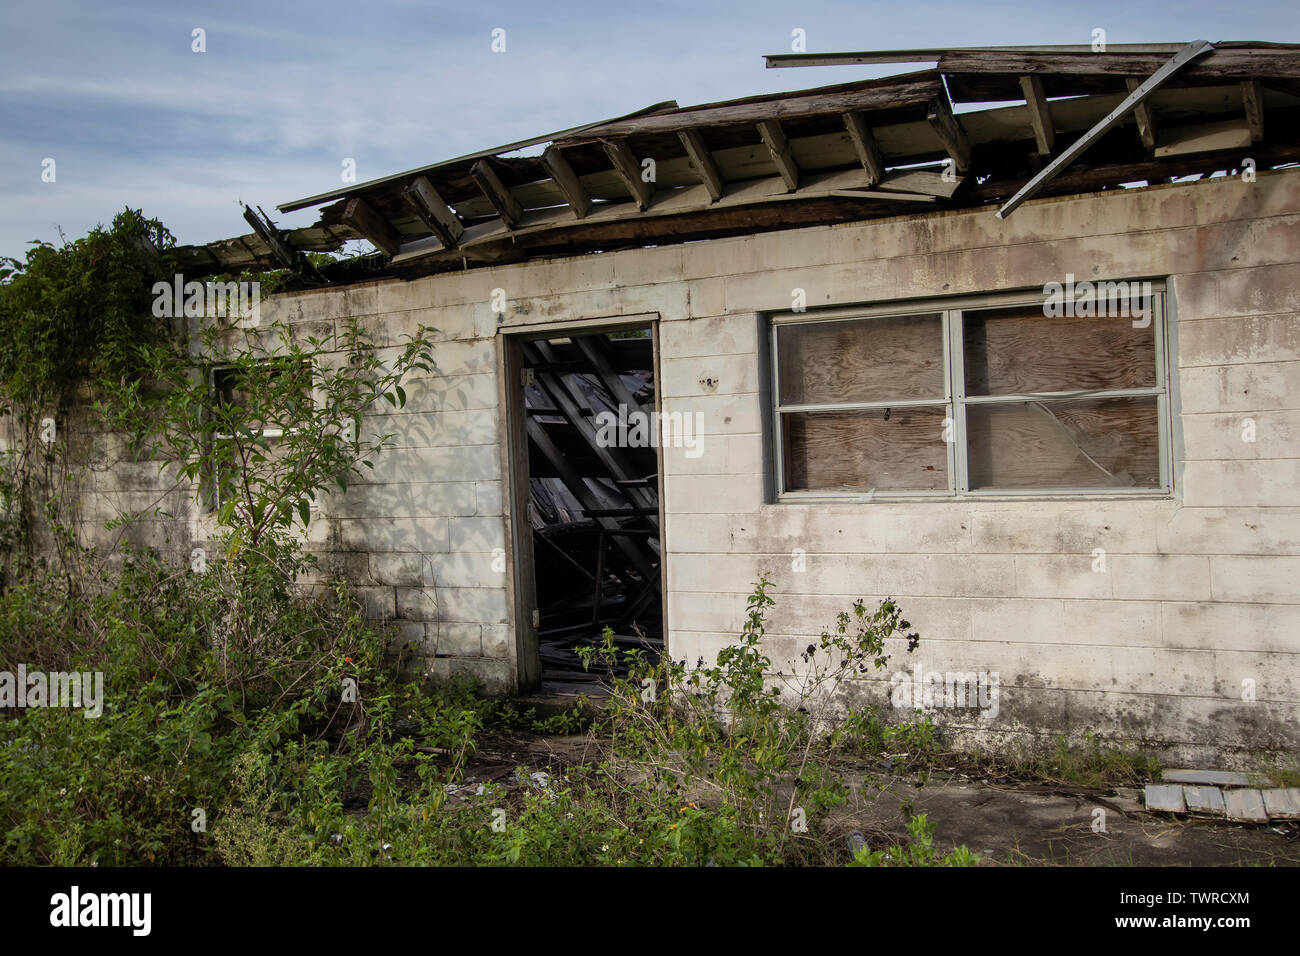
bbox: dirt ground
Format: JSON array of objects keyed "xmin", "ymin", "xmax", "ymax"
[
  {"xmin": 454, "ymin": 732, "xmax": 1300, "ymax": 866},
  {"xmin": 841, "ymin": 771, "xmax": 1300, "ymax": 866}
]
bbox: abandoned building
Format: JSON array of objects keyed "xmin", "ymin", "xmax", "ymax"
[{"xmin": 97, "ymin": 41, "xmax": 1300, "ymax": 763}]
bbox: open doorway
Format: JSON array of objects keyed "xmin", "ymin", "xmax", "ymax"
[{"xmin": 507, "ymin": 323, "xmax": 664, "ymax": 695}]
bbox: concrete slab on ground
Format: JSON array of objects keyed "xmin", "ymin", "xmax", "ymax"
[
  {"xmin": 1183, "ymin": 785, "xmax": 1226, "ymax": 816},
  {"xmin": 1145, "ymin": 784, "xmax": 1187, "ymax": 812},
  {"xmin": 1162, "ymin": 769, "xmax": 1251, "ymax": 787},
  {"xmin": 1224, "ymin": 788, "xmax": 1269, "ymax": 823},
  {"xmin": 1262, "ymin": 788, "xmax": 1300, "ymax": 820}
]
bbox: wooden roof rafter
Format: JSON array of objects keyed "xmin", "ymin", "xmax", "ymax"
[{"xmin": 168, "ymin": 41, "xmax": 1300, "ymax": 281}]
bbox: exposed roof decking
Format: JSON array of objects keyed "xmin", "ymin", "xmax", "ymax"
[{"xmin": 171, "ymin": 42, "xmax": 1300, "ymax": 282}]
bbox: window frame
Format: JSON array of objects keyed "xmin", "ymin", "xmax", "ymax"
[
  {"xmin": 206, "ymin": 359, "xmax": 323, "ymax": 512},
  {"xmin": 770, "ymin": 283, "xmax": 1171, "ymax": 501}
]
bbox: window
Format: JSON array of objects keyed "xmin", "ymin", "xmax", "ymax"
[
  {"xmin": 771, "ymin": 286, "xmax": 1169, "ymax": 498},
  {"xmin": 207, "ymin": 360, "xmax": 316, "ymax": 510}
]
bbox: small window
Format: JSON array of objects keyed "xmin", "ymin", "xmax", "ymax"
[
  {"xmin": 772, "ymin": 287, "xmax": 1168, "ymax": 498},
  {"xmin": 207, "ymin": 360, "xmax": 315, "ymax": 510}
]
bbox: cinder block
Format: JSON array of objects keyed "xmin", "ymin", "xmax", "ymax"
[
  {"xmin": 1210, "ymin": 555, "xmax": 1300, "ymax": 603},
  {"xmin": 354, "ymin": 586, "xmax": 396, "ymax": 621},
  {"xmin": 433, "ymin": 587, "xmax": 509, "ymax": 624},
  {"xmin": 434, "ymin": 623, "xmax": 482, "ymax": 657},
  {"xmin": 448, "ymin": 516, "xmax": 506, "ymax": 552},
  {"xmin": 482, "ymin": 624, "xmax": 512, "ymax": 659},
  {"xmin": 659, "ymin": 314, "xmax": 757, "ymax": 359},
  {"xmin": 1179, "ymin": 362, "xmax": 1300, "ymax": 414},
  {"xmin": 337, "ymin": 517, "xmax": 449, "ymax": 553},
  {"xmin": 370, "ymin": 552, "xmax": 429, "ymax": 587},
  {"xmin": 395, "ymin": 587, "xmax": 439, "ymax": 621}
]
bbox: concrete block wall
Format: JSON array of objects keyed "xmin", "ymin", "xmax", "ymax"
[
  {"xmin": 75, "ymin": 167, "xmax": 1300, "ymax": 761},
  {"xmin": 650, "ymin": 169, "xmax": 1300, "ymax": 765}
]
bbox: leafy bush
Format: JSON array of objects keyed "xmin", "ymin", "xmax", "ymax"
[{"xmin": 848, "ymin": 813, "xmax": 981, "ymax": 867}]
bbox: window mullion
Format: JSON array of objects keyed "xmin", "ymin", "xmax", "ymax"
[{"xmin": 950, "ymin": 308, "xmax": 969, "ymax": 494}]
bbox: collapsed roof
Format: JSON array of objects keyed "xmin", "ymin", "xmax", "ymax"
[{"xmin": 173, "ymin": 41, "xmax": 1300, "ymax": 283}]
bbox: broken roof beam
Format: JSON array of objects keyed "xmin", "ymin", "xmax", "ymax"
[
  {"xmin": 677, "ymin": 129, "xmax": 724, "ymax": 202},
  {"xmin": 560, "ymin": 73, "xmax": 943, "ymax": 140},
  {"xmin": 1019, "ymin": 75, "xmax": 1055, "ymax": 155},
  {"xmin": 766, "ymin": 44, "xmax": 1190, "ymax": 68},
  {"xmin": 926, "ymin": 95, "xmax": 971, "ymax": 171},
  {"xmin": 998, "ymin": 40, "xmax": 1217, "ymax": 218},
  {"xmin": 756, "ymin": 119, "xmax": 799, "ymax": 191},
  {"xmin": 339, "ymin": 197, "xmax": 402, "ymax": 257},
  {"xmin": 278, "ymin": 99, "xmax": 678, "ymax": 214},
  {"xmin": 540, "ymin": 146, "xmax": 592, "ymax": 219},
  {"xmin": 1241, "ymin": 79, "xmax": 1264, "ymax": 141},
  {"xmin": 242, "ymin": 204, "xmax": 299, "ymax": 269},
  {"xmin": 1126, "ymin": 78, "xmax": 1157, "ymax": 150},
  {"xmin": 402, "ymin": 175, "xmax": 465, "ymax": 248},
  {"xmin": 842, "ymin": 111, "xmax": 885, "ymax": 185},
  {"xmin": 601, "ymin": 138, "xmax": 653, "ymax": 211},
  {"xmin": 470, "ymin": 159, "xmax": 524, "ymax": 227},
  {"xmin": 938, "ymin": 45, "xmax": 1300, "ymax": 82}
]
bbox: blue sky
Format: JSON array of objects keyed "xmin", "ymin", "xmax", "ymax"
[{"xmin": 2, "ymin": 0, "xmax": 1297, "ymax": 259}]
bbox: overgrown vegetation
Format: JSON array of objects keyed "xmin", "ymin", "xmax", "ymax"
[{"xmin": 1, "ymin": 554, "xmax": 973, "ymax": 865}]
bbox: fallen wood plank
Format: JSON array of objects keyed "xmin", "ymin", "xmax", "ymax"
[
  {"xmin": 524, "ymin": 417, "xmax": 655, "ymax": 581},
  {"xmin": 241, "ymin": 205, "xmax": 298, "ymax": 269}
]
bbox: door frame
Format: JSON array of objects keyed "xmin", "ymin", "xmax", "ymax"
[{"xmin": 499, "ymin": 312, "xmax": 665, "ymax": 693}]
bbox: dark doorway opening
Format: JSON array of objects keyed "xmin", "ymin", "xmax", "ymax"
[{"xmin": 518, "ymin": 327, "xmax": 663, "ymax": 694}]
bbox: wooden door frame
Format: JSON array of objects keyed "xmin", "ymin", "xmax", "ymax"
[{"xmin": 499, "ymin": 313, "xmax": 664, "ymax": 694}]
